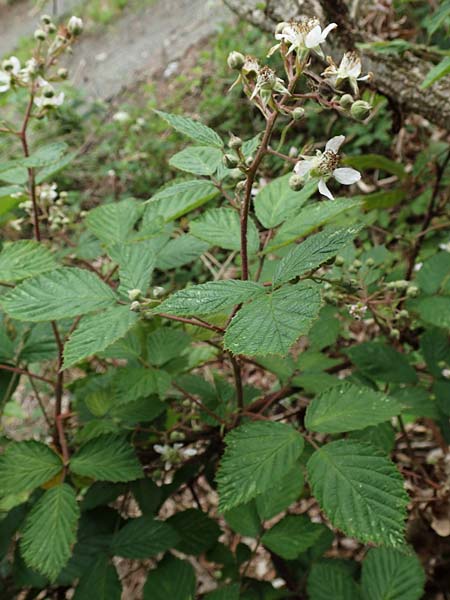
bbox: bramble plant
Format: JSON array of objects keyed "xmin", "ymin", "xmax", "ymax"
[{"xmin": 0, "ymin": 7, "xmax": 449, "ymax": 599}]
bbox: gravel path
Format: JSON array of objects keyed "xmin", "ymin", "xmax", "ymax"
[{"xmin": 0, "ymin": 0, "xmax": 232, "ymax": 99}]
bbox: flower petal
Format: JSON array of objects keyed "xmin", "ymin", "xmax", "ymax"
[
  {"xmin": 325, "ymin": 135, "xmax": 345, "ymax": 153},
  {"xmin": 10, "ymin": 56, "xmax": 21, "ymax": 74},
  {"xmin": 321, "ymin": 23, "xmax": 338, "ymax": 40},
  {"xmin": 154, "ymin": 444, "xmax": 166, "ymax": 454},
  {"xmin": 333, "ymin": 167, "xmax": 361, "ymax": 185},
  {"xmin": 305, "ymin": 25, "xmax": 323, "ymax": 48},
  {"xmin": 319, "ymin": 178, "xmax": 334, "ymax": 200},
  {"xmin": 294, "ymin": 159, "xmax": 314, "ymax": 177}
]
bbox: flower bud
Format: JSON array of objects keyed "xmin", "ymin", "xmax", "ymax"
[
  {"xmin": 130, "ymin": 301, "xmax": 141, "ymax": 312},
  {"xmin": 57, "ymin": 67, "xmax": 68, "ymax": 79},
  {"xmin": 365, "ymin": 257, "xmax": 375, "ymax": 267},
  {"xmin": 34, "ymin": 29, "xmax": 47, "ymax": 41},
  {"xmin": 152, "ymin": 286, "xmax": 165, "ymax": 298},
  {"xmin": 227, "ymin": 51, "xmax": 245, "ymax": 70},
  {"xmin": 47, "ymin": 23, "xmax": 57, "ymax": 33},
  {"xmin": 68, "ymin": 16, "xmax": 83, "ymax": 36},
  {"xmin": 2, "ymin": 59, "xmax": 15, "ymax": 72},
  {"xmin": 235, "ymin": 180, "xmax": 246, "ymax": 193},
  {"xmin": 170, "ymin": 431, "xmax": 185, "ymax": 442},
  {"xmin": 292, "ymin": 106, "xmax": 305, "ymax": 121},
  {"xmin": 390, "ymin": 328, "xmax": 400, "ymax": 340},
  {"xmin": 334, "ymin": 255, "xmax": 345, "ymax": 266},
  {"xmin": 229, "ymin": 168, "xmax": 245, "ymax": 180},
  {"xmin": 223, "ymin": 153, "xmax": 239, "ymax": 169},
  {"xmin": 340, "ymin": 94, "xmax": 354, "ymax": 109},
  {"xmin": 228, "ymin": 133, "xmax": 243, "ymax": 149},
  {"xmin": 350, "ymin": 100, "xmax": 372, "ymax": 120},
  {"xmin": 41, "ymin": 14, "xmax": 52, "ymax": 24},
  {"xmin": 289, "ymin": 173, "xmax": 304, "ymax": 191},
  {"xmin": 245, "ymin": 155, "xmax": 254, "ymax": 167},
  {"xmin": 398, "ymin": 309, "xmax": 409, "ymax": 319},
  {"xmin": 128, "ymin": 288, "xmax": 142, "ymax": 301},
  {"xmin": 352, "ymin": 259, "xmax": 362, "ymax": 269},
  {"xmin": 406, "ymin": 285, "xmax": 419, "ymax": 297}
]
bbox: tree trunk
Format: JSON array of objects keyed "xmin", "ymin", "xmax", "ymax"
[{"xmin": 223, "ymin": 0, "xmax": 450, "ymax": 131}]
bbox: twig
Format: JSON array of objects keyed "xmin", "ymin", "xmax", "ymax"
[{"xmin": 0, "ymin": 363, "xmax": 54, "ymax": 385}]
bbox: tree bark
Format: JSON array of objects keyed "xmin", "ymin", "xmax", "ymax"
[{"xmin": 223, "ymin": 0, "xmax": 450, "ymax": 131}]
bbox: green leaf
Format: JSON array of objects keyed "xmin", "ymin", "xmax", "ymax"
[
  {"xmin": 155, "ymin": 280, "xmax": 265, "ymax": 317},
  {"xmin": 254, "ymin": 175, "xmax": 316, "ymax": 228},
  {"xmin": 144, "ymin": 180, "xmax": 219, "ymax": 223},
  {"xmin": 307, "ymin": 561, "xmax": 361, "ymax": 600},
  {"xmin": 1, "ymin": 268, "xmax": 117, "ymax": 322},
  {"xmin": 262, "ymin": 515, "xmax": 328, "ymax": 559},
  {"xmin": 216, "ymin": 421, "xmax": 304, "ymax": 511},
  {"xmin": 20, "ymin": 484, "xmax": 80, "ymax": 582},
  {"xmin": 114, "ymin": 366, "xmax": 171, "ymax": 402},
  {"xmin": 305, "ymin": 382, "xmax": 402, "ymax": 433},
  {"xmin": 256, "ymin": 463, "xmax": 304, "ymax": 520},
  {"xmin": 146, "ymin": 328, "xmax": 191, "ymax": 366},
  {"xmin": 348, "ymin": 423, "xmax": 396, "ymax": 454},
  {"xmin": 0, "ymin": 165, "xmax": 28, "ymax": 184},
  {"xmin": 224, "ymin": 282, "xmax": 321, "ymax": 356},
  {"xmin": 425, "ymin": 1, "xmax": 450, "ymax": 35},
  {"xmin": 362, "ymin": 188, "xmax": 407, "ymax": 210},
  {"xmin": 154, "ymin": 110, "xmax": 223, "ymax": 147},
  {"xmin": 190, "ymin": 207, "xmax": 260, "ymax": 254},
  {"xmin": 204, "ymin": 583, "xmax": 240, "ymax": 600},
  {"xmin": 421, "ymin": 328, "xmax": 450, "ymax": 378},
  {"xmin": 273, "ymin": 226, "xmax": 361, "ymax": 285},
  {"xmin": 109, "ymin": 241, "xmax": 155, "ymax": 296},
  {"xmin": 346, "ymin": 342, "xmax": 418, "ymax": 384},
  {"xmin": 63, "ymin": 306, "xmax": 138, "ymax": 368},
  {"xmin": 70, "ymin": 435, "xmax": 143, "ymax": 482},
  {"xmin": 36, "ymin": 151, "xmax": 77, "ymax": 184},
  {"xmin": 111, "ymin": 516, "xmax": 179, "ymax": 558},
  {"xmin": 0, "ymin": 241, "xmax": 56, "ymax": 282},
  {"xmin": 409, "ymin": 296, "xmax": 450, "ymax": 329},
  {"xmin": 169, "ymin": 146, "xmax": 223, "ymax": 176},
  {"xmin": 20, "ymin": 142, "xmax": 68, "ymax": 168},
  {"xmin": 343, "ymin": 154, "xmax": 405, "ymax": 180},
  {"xmin": 415, "ymin": 252, "xmax": 450, "ymax": 294},
  {"xmin": 86, "ymin": 199, "xmax": 141, "ymax": 245},
  {"xmin": 0, "ymin": 441, "xmax": 62, "ymax": 496},
  {"xmin": 73, "ymin": 556, "xmax": 121, "ymax": 600},
  {"xmin": 307, "ymin": 440, "xmax": 408, "ymax": 546},
  {"xmin": 361, "ymin": 548, "xmax": 425, "ymax": 600},
  {"xmin": 143, "ymin": 555, "xmax": 196, "ymax": 600},
  {"xmin": 155, "ymin": 235, "xmax": 209, "ymax": 270},
  {"xmin": 267, "ymin": 199, "xmax": 363, "ymax": 252},
  {"xmin": 224, "ymin": 502, "xmax": 261, "ymax": 537},
  {"xmin": 168, "ymin": 509, "xmax": 221, "ymax": 555}
]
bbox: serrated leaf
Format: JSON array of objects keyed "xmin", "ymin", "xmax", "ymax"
[
  {"xmin": 143, "ymin": 555, "xmax": 195, "ymax": 600},
  {"xmin": 305, "ymin": 382, "xmax": 401, "ymax": 433},
  {"xmin": 20, "ymin": 484, "xmax": 80, "ymax": 581},
  {"xmin": 70, "ymin": 435, "xmax": 143, "ymax": 482},
  {"xmin": 36, "ymin": 151, "xmax": 77, "ymax": 184},
  {"xmin": 224, "ymin": 502, "xmax": 261, "ymax": 537},
  {"xmin": 409, "ymin": 296, "xmax": 450, "ymax": 329},
  {"xmin": 169, "ymin": 146, "xmax": 223, "ymax": 176},
  {"xmin": 20, "ymin": 142, "xmax": 67, "ymax": 168},
  {"xmin": 114, "ymin": 366, "xmax": 171, "ymax": 402},
  {"xmin": 145, "ymin": 179, "xmax": 219, "ymax": 223},
  {"xmin": 267, "ymin": 198, "xmax": 363, "ymax": 252},
  {"xmin": 307, "ymin": 440, "xmax": 408, "ymax": 546},
  {"xmin": 73, "ymin": 556, "xmax": 121, "ymax": 600},
  {"xmin": 348, "ymin": 423, "xmax": 396, "ymax": 454},
  {"xmin": 422, "ymin": 56, "xmax": 450, "ymax": 89},
  {"xmin": 109, "ymin": 241, "xmax": 155, "ymax": 296},
  {"xmin": 111, "ymin": 516, "xmax": 179, "ymax": 558},
  {"xmin": 63, "ymin": 306, "xmax": 138, "ymax": 368},
  {"xmin": 262, "ymin": 515, "xmax": 328, "ymax": 559},
  {"xmin": 155, "ymin": 280, "xmax": 265, "ymax": 317},
  {"xmin": 154, "ymin": 110, "xmax": 223, "ymax": 147},
  {"xmin": 273, "ymin": 226, "xmax": 361, "ymax": 285},
  {"xmin": 361, "ymin": 547, "xmax": 425, "ymax": 600},
  {"xmin": 346, "ymin": 343, "xmax": 417, "ymax": 384},
  {"xmin": 204, "ymin": 583, "xmax": 240, "ymax": 600},
  {"xmin": 307, "ymin": 561, "xmax": 361, "ymax": 600},
  {"xmin": 0, "ymin": 441, "xmax": 62, "ymax": 496},
  {"xmin": 217, "ymin": 421, "xmax": 304, "ymax": 511},
  {"xmin": 254, "ymin": 175, "xmax": 316, "ymax": 228},
  {"xmin": 1, "ymin": 268, "xmax": 116, "ymax": 322},
  {"xmin": 0, "ymin": 165, "xmax": 28, "ymax": 184},
  {"xmin": 85, "ymin": 199, "xmax": 141, "ymax": 245},
  {"xmin": 155, "ymin": 234, "xmax": 209, "ymax": 270},
  {"xmin": 168, "ymin": 509, "xmax": 221, "ymax": 555},
  {"xmin": 421, "ymin": 328, "xmax": 450, "ymax": 378},
  {"xmin": 224, "ymin": 282, "xmax": 321, "ymax": 356},
  {"xmin": 146, "ymin": 328, "xmax": 191, "ymax": 366},
  {"xmin": 256, "ymin": 463, "xmax": 304, "ymax": 520},
  {"xmin": 0, "ymin": 241, "xmax": 56, "ymax": 282},
  {"xmin": 415, "ymin": 252, "xmax": 450, "ymax": 295},
  {"xmin": 190, "ymin": 207, "xmax": 260, "ymax": 254}
]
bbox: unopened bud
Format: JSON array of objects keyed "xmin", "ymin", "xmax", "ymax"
[
  {"xmin": 340, "ymin": 94, "xmax": 354, "ymax": 109},
  {"xmin": 57, "ymin": 68, "xmax": 68, "ymax": 80},
  {"xmin": 352, "ymin": 259, "xmax": 362, "ymax": 269},
  {"xmin": 334, "ymin": 255, "xmax": 345, "ymax": 266},
  {"xmin": 68, "ymin": 16, "xmax": 83, "ymax": 36},
  {"xmin": 350, "ymin": 100, "xmax": 372, "ymax": 120},
  {"xmin": 130, "ymin": 301, "xmax": 141, "ymax": 312},
  {"xmin": 2, "ymin": 59, "xmax": 15, "ymax": 72},
  {"xmin": 152, "ymin": 286, "xmax": 165, "ymax": 298},
  {"xmin": 41, "ymin": 14, "xmax": 52, "ymax": 24},
  {"xmin": 289, "ymin": 173, "xmax": 304, "ymax": 191},
  {"xmin": 365, "ymin": 257, "xmax": 375, "ymax": 267},
  {"xmin": 406, "ymin": 285, "xmax": 419, "ymax": 297},
  {"xmin": 229, "ymin": 168, "xmax": 245, "ymax": 180},
  {"xmin": 398, "ymin": 309, "xmax": 409, "ymax": 319},
  {"xmin": 390, "ymin": 328, "xmax": 400, "ymax": 340},
  {"xmin": 228, "ymin": 133, "xmax": 243, "ymax": 149},
  {"xmin": 227, "ymin": 51, "xmax": 245, "ymax": 70},
  {"xmin": 387, "ymin": 280, "xmax": 409, "ymax": 290},
  {"xmin": 245, "ymin": 155, "xmax": 254, "ymax": 166},
  {"xmin": 170, "ymin": 431, "xmax": 185, "ymax": 442},
  {"xmin": 223, "ymin": 153, "xmax": 239, "ymax": 169},
  {"xmin": 292, "ymin": 106, "xmax": 305, "ymax": 120},
  {"xmin": 275, "ymin": 22, "xmax": 289, "ymax": 35},
  {"xmin": 438, "ymin": 360, "xmax": 447, "ymax": 369},
  {"xmin": 235, "ymin": 180, "xmax": 246, "ymax": 193},
  {"xmin": 47, "ymin": 23, "xmax": 57, "ymax": 33},
  {"xmin": 34, "ymin": 29, "xmax": 47, "ymax": 41},
  {"xmin": 128, "ymin": 289, "xmax": 142, "ymax": 301}
]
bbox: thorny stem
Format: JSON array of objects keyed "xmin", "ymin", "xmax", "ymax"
[
  {"xmin": 156, "ymin": 312, "xmax": 224, "ymax": 334},
  {"xmin": 0, "ymin": 363, "xmax": 55, "ymax": 385}
]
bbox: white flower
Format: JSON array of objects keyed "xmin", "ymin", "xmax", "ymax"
[
  {"xmin": 272, "ymin": 19, "xmax": 337, "ymax": 58},
  {"xmin": 293, "ymin": 135, "xmax": 361, "ymax": 200},
  {"xmin": 19, "ymin": 58, "xmax": 39, "ymax": 84},
  {"xmin": 0, "ymin": 71, "xmax": 11, "ymax": 93},
  {"xmin": 322, "ymin": 52, "xmax": 370, "ymax": 95},
  {"xmin": 154, "ymin": 443, "xmax": 197, "ymax": 470},
  {"xmin": 34, "ymin": 79, "xmax": 64, "ymax": 108},
  {"xmin": 112, "ymin": 111, "xmax": 131, "ymax": 123},
  {"xmin": 439, "ymin": 241, "xmax": 450, "ymax": 252},
  {"xmin": 250, "ymin": 66, "xmax": 289, "ymax": 105},
  {"xmin": 442, "ymin": 369, "xmax": 450, "ymax": 380},
  {"xmin": 38, "ymin": 183, "xmax": 58, "ymax": 203}
]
